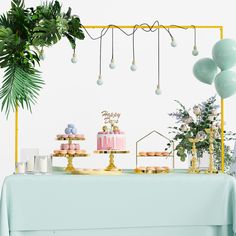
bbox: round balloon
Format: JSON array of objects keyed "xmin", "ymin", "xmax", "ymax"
[
  {"xmin": 214, "ymin": 70, "xmax": 236, "ymax": 99},
  {"xmin": 193, "ymin": 58, "xmax": 218, "ymax": 85},
  {"xmin": 212, "ymin": 38, "xmax": 236, "ymax": 70}
]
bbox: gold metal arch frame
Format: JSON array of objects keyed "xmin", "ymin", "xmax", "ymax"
[{"xmin": 14, "ymin": 25, "xmax": 224, "ymax": 172}]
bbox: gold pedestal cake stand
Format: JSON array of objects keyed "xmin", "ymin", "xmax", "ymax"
[
  {"xmin": 94, "ymin": 150, "xmax": 129, "ymax": 172},
  {"xmin": 52, "ymin": 136, "xmax": 88, "ymax": 172},
  {"xmin": 53, "ymin": 153, "xmax": 89, "ymax": 172}
]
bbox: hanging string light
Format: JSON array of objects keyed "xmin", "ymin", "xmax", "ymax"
[
  {"xmin": 109, "ymin": 28, "xmax": 116, "ymax": 69},
  {"xmin": 39, "ymin": 47, "xmax": 45, "ymax": 60},
  {"xmin": 155, "ymin": 26, "xmax": 161, "ymax": 95},
  {"xmin": 81, "ymin": 22, "xmax": 200, "ymax": 91},
  {"xmin": 97, "ymin": 29, "xmax": 104, "ymax": 85},
  {"xmin": 192, "ymin": 25, "xmax": 199, "ymax": 56},
  {"xmin": 71, "ymin": 48, "xmax": 78, "ymax": 64},
  {"xmin": 130, "ymin": 26, "xmax": 137, "ymax": 71}
]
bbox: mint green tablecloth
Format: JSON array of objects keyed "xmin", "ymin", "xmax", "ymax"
[{"xmin": 0, "ymin": 173, "xmax": 236, "ymax": 236}]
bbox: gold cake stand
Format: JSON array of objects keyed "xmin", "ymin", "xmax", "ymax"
[
  {"xmin": 52, "ymin": 137, "xmax": 88, "ymax": 172},
  {"xmin": 53, "ymin": 153, "xmax": 89, "ymax": 172},
  {"xmin": 94, "ymin": 150, "xmax": 129, "ymax": 172}
]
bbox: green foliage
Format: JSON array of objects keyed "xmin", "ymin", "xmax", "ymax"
[
  {"xmin": 167, "ymin": 96, "xmax": 236, "ymax": 171},
  {"xmin": 0, "ymin": 65, "xmax": 44, "ymax": 115},
  {"xmin": 0, "ymin": 0, "xmax": 85, "ymax": 116}
]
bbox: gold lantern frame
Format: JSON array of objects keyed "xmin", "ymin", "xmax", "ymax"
[{"xmin": 14, "ymin": 25, "xmax": 225, "ymax": 172}]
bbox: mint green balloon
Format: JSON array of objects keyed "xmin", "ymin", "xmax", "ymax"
[
  {"xmin": 212, "ymin": 39, "xmax": 236, "ymax": 70},
  {"xmin": 214, "ymin": 70, "xmax": 236, "ymax": 98},
  {"xmin": 193, "ymin": 58, "xmax": 218, "ymax": 84}
]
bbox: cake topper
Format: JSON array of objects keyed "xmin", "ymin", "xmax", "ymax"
[{"xmin": 101, "ymin": 111, "xmax": 121, "ymax": 131}]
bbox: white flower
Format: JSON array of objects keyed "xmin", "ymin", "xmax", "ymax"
[
  {"xmin": 208, "ymin": 115, "xmax": 215, "ymax": 122},
  {"xmin": 211, "ymin": 109, "xmax": 218, "ymax": 116},
  {"xmin": 214, "ymin": 131, "xmax": 220, "ymax": 139},
  {"xmin": 193, "ymin": 105, "xmax": 201, "ymax": 116},
  {"xmin": 196, "ymin": 131, "xmax": 207, "ymax": 141},
  {"xmin": 180, "ymin": 124, "xmax": 189, "ymax": 132},
  {"xmin": 184, "ymin": 117, "xmax": 193, "ymax": 124}
]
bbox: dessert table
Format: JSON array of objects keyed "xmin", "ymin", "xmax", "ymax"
[{"xmin": 0, "ymin": 172, "xmax": 236, "ymax": 236}]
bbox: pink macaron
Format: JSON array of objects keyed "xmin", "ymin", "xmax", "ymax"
[
  {"xmin": 75, "ymin": 144, "xmax": 80, "ymax": 150},
  {"xmin": 69, "ymin": 144, "xmax": 75, "ymax": 150}
]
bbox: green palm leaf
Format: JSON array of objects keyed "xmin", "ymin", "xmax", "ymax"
[{"xmin": 0, "ymin": 65, "xmax": 44, "ymax": 116}]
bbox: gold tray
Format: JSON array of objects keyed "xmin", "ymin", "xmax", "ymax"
[
  {"xmin": 72, "ymin": 169, "xmax": 122, "ymax": 175},
  {"xmin": 134, "ymin": 168, "xmax": 170, "ymax": 174}
]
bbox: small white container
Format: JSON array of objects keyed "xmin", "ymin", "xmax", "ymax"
[
  {"xmin": 34, "ymin": 155, "xmax": 52, "ymax": 174},
  {"xmin": 16, "ymin": 162, "xmax": 26, "ymax": 174}
]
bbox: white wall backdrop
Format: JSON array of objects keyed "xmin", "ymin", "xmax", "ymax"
[{"xmin": 1, "ymin": 0, "xmax": 236, "ymax": 186}]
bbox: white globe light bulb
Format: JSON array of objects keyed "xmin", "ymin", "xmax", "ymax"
[
  {"xmin": 130, "ymin": 61, "xmax": 137, "ymax": 71},
  {"xmin": 155, "ymin": 86, "xmax": 162, "ymax": 95},
  {"xmin": 109, "ymin": 59, "xmax": 116, "ymax": 69},
  {"xmin": 171, "ymin": 38, "xmax": 177, "ymax": 47},
  {"xmin": 192, "ymin": 46, "xmax": 199, "ymax": 56},
  {"xmin": 39, "ymin": 49, "xmax": 45, "ymax": 60},
  {"xmin": 97, "ymin": 75, "xmax": 103, "ymax": 85},
  {"xmin": 71, "ymin": 53, "xmax": 78, "ymax": 64}
]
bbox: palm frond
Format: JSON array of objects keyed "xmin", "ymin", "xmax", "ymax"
[
  {"xmin": 0, "ymin": 65, "xmax": 44, "ymax": 116},
  {"xmin": 33, "ymin": 19, "xmax": 61, "ymax": 46}
]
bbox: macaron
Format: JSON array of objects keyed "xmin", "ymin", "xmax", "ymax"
[
  {"xmin": 60, "ymin": 150, "xmax": 67, "ymax": 155},
  {"xmin": 68, "ymin": 134, "xmax": 75, "ymax": 139},
  {"xmin": 69, "ymin": 144, "xmax": 75, "ymax": 150},
  {"xmin": 75, "ymin": 144, "xmax": 80, "ymax": 150},
  {"xmin": 71, "ymin": 128, "xmax": 77, "ymax": 134},
  {"xmin": 62, "ymin": 134, "xmax": 68, "ymax": 139},
  {"xmin": 139, "ymin": 152, "xmax": 147, "ymax": 156},
  {"xmin": 54, "ymin": 150, "xmax": 60, "ymax": 155},
  {"xmin": 65, "ymin": 127, "xmax": 72, "ymax": 135},
  {"xmin": 60, "ymin": 144, "xmax": 69, "ymax": 150},
  {"xmin": 147, "ymin": 152, "xmax": 155, "ymax": 156},
  {"xmin": 68, "ymin": 150, "xmax": 75, "ymax": 155}
]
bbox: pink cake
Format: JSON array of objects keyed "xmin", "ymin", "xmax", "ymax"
[{"xmin": 97, "ymin": 131, "xmax": 126, "ymax": 150}]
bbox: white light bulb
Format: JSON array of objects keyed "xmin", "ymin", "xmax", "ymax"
[
  {"xmin": 155, "ymin": 86, "xmax": 162, "ymax": 95},
  {"xmin": 171, "ymin": 38, "xmax": 177, "ymax": 47},
  {"xmin": 192, "ymin": 45, "xmax": 199, "ymax": 56},
  {"xmin": 130, "ymin": 61, "xmax": 137, "ymax": 71},
  {"xmin": 109, "ymin": 59, "xmax": 116, "ymax": 69},
  {"xmin": 71, "ymin": 53, "xmax": 78, "ymax": 64},
  {"xmin": 97, "ymin": 75, "xmax": 103, "ymax": 85},
  {"xmin": 39, "ymin": 49, "xmax": 45, "ymax": 60}
]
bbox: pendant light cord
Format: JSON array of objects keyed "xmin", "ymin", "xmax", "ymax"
[
  {"xmin": 111, "ymin": 28, "xmax": 114, "ymax": 60},
  {"xmin": 157, "ymin": 26, "xmax": 160, "ymax": 88},
  {"xmin": 99, "ymin": 29, "xmax": 105, "ymax": 77},
  {"xmin": 132, "ymin": 26, "xmax": 137, "ymax": 63}
]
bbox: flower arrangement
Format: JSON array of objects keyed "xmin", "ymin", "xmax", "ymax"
[
  {"xmin": 166, "ymin": 96, "xmax": 236, "ymax": 171},
  {"xmin": 0, "ymin": 0, "xmax": 85, "ymax": 116}
]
